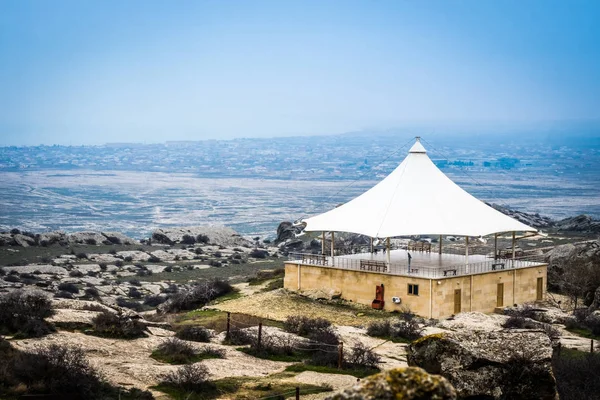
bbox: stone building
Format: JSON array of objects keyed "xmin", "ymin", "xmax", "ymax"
[{"xmin": 284, "ymin": 138, "xmax": 547, "ymax": 318}]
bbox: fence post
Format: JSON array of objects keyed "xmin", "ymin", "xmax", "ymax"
[
  {"xmin": 591, "ymin": 339, "xmax": 594, "ymax": 354},
  {"xmin": 295, "ymin": 386, "xmax": 300, "ymax": 400},
  {"xmin": 258, "ymin": 322, "xmax": 263, "ymax": 351},
  {"xmin": 226, "ymin": 312, "xmax": 230, "ymax": 336},
  {"xmin": 338, "ymin": 342, "xmax": 343, "ymax": 369}
]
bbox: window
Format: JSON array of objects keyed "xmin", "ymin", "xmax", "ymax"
[{"xmin": 408, "ymin": 284, "xmax": 419, "ymax": 296}]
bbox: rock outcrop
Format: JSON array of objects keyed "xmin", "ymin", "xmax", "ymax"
[
  {"xmin": 0, "ymin": 229, "xmax": 138, "ymax": 247},
  {"xmin": 555, "ymin": 214, "xmax": 600, "ymax": 234},
  {"xmin": 407, "ymin": 330, "xmax": 558, "ymax": 400},
  {"xmin": 545, "ymin": 240, "xmax": 600, "ymax": 307},
  {"xmin": 325, "ymin": 367, "xmax": 457, "ymax": 400},
  {"xmin": 150, "ymin": 226, "xmax": 251, "ymax": 247}
]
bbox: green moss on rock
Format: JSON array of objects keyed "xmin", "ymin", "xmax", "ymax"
[{"xmin": 325, "ymin": 367, "xmax": 456, "ymax": 399}]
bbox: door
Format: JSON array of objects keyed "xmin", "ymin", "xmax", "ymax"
[
  {"xmin": 497, "ymin": 283, "xmax": 504, "ymax": 307},
  {"xmin": 536, "ymin": 277, "xmax": 543, "ymax": 301},
  {"xmin": 454, "ymin": 289, "xmax": 462, "ymax": 314}
]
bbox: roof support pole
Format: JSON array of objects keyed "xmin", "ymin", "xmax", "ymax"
[
  {"xmin": 465, "ymin": 236, "xmax": 469, "ymax": 273},
  {"xmin": 331, "ymin": 232, "xmax": 335, "ymax": 267},
  {"xmin": 512, "ymin": 231, "xmax": 516, "ymax": 268},
  {"xmin": 370, "ymin": 237, "xmax": 373, "ymax": 253},
  {"xmin": 321, "ymin": 232, "xmax": 325, "ymax": 256},
  {"xmin": 494, "ymin": 233, "xmax": 498, "ymax": 260},
  {"xmin": 386, "ymin": 237, "xmax": 391, "ymax": 266},
  {"xmin": 439, "ymin": 235, "xmax": 443, "ymax": 255}
]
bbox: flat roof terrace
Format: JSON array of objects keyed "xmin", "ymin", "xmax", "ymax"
[{"xmin": 287, "ymin": 249, "xmax": 546, "ymax": 279}]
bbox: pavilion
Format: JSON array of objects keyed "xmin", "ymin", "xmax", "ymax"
[{"xmin": 283, "ymin": 138, "xmax": 548, "ymax": 318}]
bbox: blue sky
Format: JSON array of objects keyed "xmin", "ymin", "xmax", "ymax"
[{"xmin": 1, "ymin": 0, "xmax": 599, "ymax": 145}]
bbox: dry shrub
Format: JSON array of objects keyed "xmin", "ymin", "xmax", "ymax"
[
  {"xmin": 155, "ymin": 338, "xmax": 196, "ymax": 364},
  {"xmin": 176, "ymin": 326, "xmax": 211, "ymax": 342},
  {"xmin": 91, "ymin": 310, "xmax": 146, "ymax": 338},
  {"xmin": 283, "ymin": 315, "xmax": 332, "ymax": 336},
  {"xmin": 163, "ymin": 278, "xmax": 233, "ymax": 313},
  {"xmin": 160, "ymin": 364, "xmax": 214, "ymax": 393},
  {"xmin": 0, "ymin": 290, "xmax": 55, "ymax": 338}
]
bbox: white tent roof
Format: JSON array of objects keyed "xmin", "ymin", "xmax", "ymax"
[{"xmin": 303, "ymin": 139, "xmax": 537, "ymax": 238}]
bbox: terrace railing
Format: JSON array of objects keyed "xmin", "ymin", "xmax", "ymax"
[{"xmin": 286, "ymin": 251, "xmax": 547, "ymax": 279}]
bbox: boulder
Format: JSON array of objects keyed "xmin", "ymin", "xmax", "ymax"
[
  {"xmin": 0, "ymin": 233, "xmax": 14, "ymax": 246},
  {"xmin": 13, "ymin": 234, "xmax": 35, "ymax": 247},
  {"xmin": 68, "ymin": 231, "xmax": 110, "ymax": 245},
  {"xmin": 38, "ymin": 231, "xmax": 69, "ymax": 246},
  {"xmin": 407, "ymin": 330, "xmax": 558, "ymax": 400},
  {"xmin": 325, "ymin": 367, "xmax": 456, "ymax": 399},
  {"xmin": 101, "ymin": 231, "xmax": 137, "ymax": 245},
  {"xmin": 274, "ymin": 221, "xmax": 301, "ymax": 244}
]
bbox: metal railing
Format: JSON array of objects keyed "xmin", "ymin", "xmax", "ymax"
[{"xmin": 286, "ymin": 251, "xmax": 547, "ymax": 279}]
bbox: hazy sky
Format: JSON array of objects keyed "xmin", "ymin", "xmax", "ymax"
[{"xmin": 1, "ymin": 0, "xmax": 599, "ymax": 146}]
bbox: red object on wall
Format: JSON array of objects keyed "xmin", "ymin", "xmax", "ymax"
[{"xmin": 371, "ymin": 284, "xmax": 385, "ymax": 310}]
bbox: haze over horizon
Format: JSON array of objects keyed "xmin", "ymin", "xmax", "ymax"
[{"xmin": 1, "ymin": 0, "xmax": 599, "ymax": 146}]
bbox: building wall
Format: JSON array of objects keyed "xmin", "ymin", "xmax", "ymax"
[
  {"xmin": 284, "ymin": 263, "xmax": 433, "ymax": 317},
  {"xmin": 284, "ymin": 262, "xmax": 547, "ymax": 319}
]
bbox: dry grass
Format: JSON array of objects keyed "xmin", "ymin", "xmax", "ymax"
[{"xmin": 212, "ymin": 289, "xmax": 388, "ymax": 326}]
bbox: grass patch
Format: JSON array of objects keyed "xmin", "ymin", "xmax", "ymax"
[
  {"xmin": 566, "ymin": 327, "xmax": 600, "ymax": 341},
  {"xmin": 176, "ymin": 310, "xmax": 283, "ymax": 332},
  {"xmin": 210, "ymin": 290, "xmax": 243, "ymax": 304},
  {"xmin": 153, "ymin": 375, "xmax": 332, "ymax": 400},
  {"xmin": 285, "ymin": 363, "xmax": 380, "ymax": 379},
  {"xmin": 248, "ymin": 268, "xmax": 285, "ymax": 286},
  {"xmin": 261, "ymin": 278, "xmax": 284, "ymax": 292}
]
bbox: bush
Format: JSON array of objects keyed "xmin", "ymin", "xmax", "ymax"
[
  {"xmin": 115, "ymin": 260, "xmax": 124, "ymax": 267},
  {"xmin": 208, "ymin": 260, "xmax": 222, "ymax": 267},
  {"xmin": 84, "ymin": 287, "xmax": 100, "ymax": 298},
  {"xmin": 250, "ymin": 249, "xmax": 268, "ymax": 259},
  {"xmin": 58, "ymin": 282, "xmax": 80, "ymax": 294},
  {"xmin": 345, "ymin": 342, "xmax": 381, "ymax": 368},
  {"xmin": 306, "ymin": 328, "xmax": 340, "ymax": 367},
  {"xmin": 284, "ymin": 316, "xmax": 332, "ymax": 337},
  {"xmin": 196, "ymin": 234, "xmax": 210, "ymax": 244},
  {"xmin": 0, "ymin": 268, "xmax": 5, "ymax": 276},
  {"xmin": 76, "ymin": 252, "xmax": 88, "ymax": 259},
  {"xmin": 393, "ymin": 319, "xmax": 423, "ymax": 341},
  {"xmin": 91, "ymin": 311, "xmax": 146, "ymax": 338},
  {"xmin": 13, "ymin": 344, "xmax": 103, "ymax": 398},
  {"xmin": 224, "ymin": 327, "xmax": 255, "ymax": 345},
  {"xmin": 55, "ymin": 291, "xmax": 74, "ymax": 299},
  {"xmin": 163, "ymin": 278, "xmax": 234, "ymax": 313},
  {"xmin": 137, "ymin": 269, "xmax": 153, "ymax": 277},
  {"xmin": 554, "ymin": 350, "xmax": 600, "ymax": 400},
  {"xmin": 128, "ymin": 287, "xmax": 142, "ymax": 299},
  {"xmin": 4, "ymin": 274, "xmax": 20, "ymax": 283},
  {"xmin": 129, "ymin": 278, "xmax": 142, "ymax": 286},
  {"xmin": 85, "ymin": 238, "xmax": 97, "ymax": 245},
  {"xmin": 194, "ymin": 247, "xmax": 204, "ymax": 255},
  {"xmin": 116, "ymin": 297, "xmax": 143, "ymax": 311},
  {"xmin": 181, "ymin": 234, "xmax": 196, "ymax": 244},
  {"xmin": 148, "ymin": 255, "xmax": 161, "ymax": 263},
  {"xmin": 366, "ymin": 320, "xmax": 392, "ymax": 337},
  {"xmin": 124, "ymin": 256, "xmax": 133, "ymax": 262},
  {"xmin": 144, "ymin": 294, "xmax": 167, "ymax": 307},
  {"xmin": 176, "ymin": 326, "xmax": 211, "ymax": 342},
  {"xmin": 69, "ymin": 269, "xmax": 84, "ymax": 277},
  {"xmin": 154, "ymin": 338, "xmax": 196, "ymax": 364},
  {"xmin": 0, "ymin": 291, "xmax": 55, "ymax": 337},
  {"xmin": 160, "ymin": 363, "xmax": 214, "ymax": 393}
]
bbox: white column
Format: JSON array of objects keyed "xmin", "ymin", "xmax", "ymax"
[
  {"xmin": 511, "ymin": 231, "xmax": 516, "ymax": 267},
  {"xmin": 386, "ymin": 237, "xmax": 391, "ymax": 265},
  {"xmin": 370, "ymin": 237, "xmax": 373, "ymax": 253},
  {"xmin": 439, "ymin": 235, "xmax": 442, "ymax": 255},
  {"xmin": 465, "ymin": 236, "xmax": 469, "ymax": 273},
  {"xmin": 331, "ymin": 231, "xmax": 335, "ymax": 266},
  {"xmin": 494, "ymin": 233, "xmax": 498, "ymax": 260}
]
